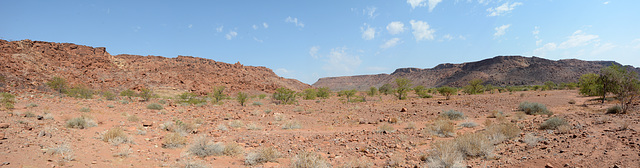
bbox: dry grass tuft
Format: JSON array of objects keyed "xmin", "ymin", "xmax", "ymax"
[
  {"xmin": 429, "ymin": 119, "xmax": 455, "ymax": 137},
  {"xmin": 102, "ymin": 127, "xmax": 133, "ymax": 146},
  {"xmin": 282, "ymin": 120, "xmax": 302, "ymax": 130},
  {"xmin": 291, "ymin": 151, "xmax": 331, "ymax": 168},
  {"xmin": 427, "ymin": 140, "xmax": 464, "ymax": 168},
  {"xmin": 245, "ymin": 147, "xmax": 281, "ymax": 166},
  {"xmin": 162, "ymin": 132, "xmax": 187, "ymax": 149}
]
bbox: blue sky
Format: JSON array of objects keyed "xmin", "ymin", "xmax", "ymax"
[{"xmin": 2, "ymin": 1, "xmax": 639, "ymax": 84}]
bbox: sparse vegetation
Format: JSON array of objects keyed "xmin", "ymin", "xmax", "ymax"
[
  {"xmin": 302, "ymin": 88, "xmax": 317, "ymax": 100},
  {"xmin": 236, "ymin": 92, "xmax": 248, "ymax": 106},
  {"xmin": 463, "ymin": 79, "xmax": 485, "ymax": 95},
  {"xmin": 210, "ymin": 86, "xmax": 227, "ymax": 103},
  {"xmin": 65, "ymin": 85, "xmax": 94, "ymax": 99},
  {"xmin": 26, "ymin": 103, "xmax": 38, "ymax": 108},
  {"xmin": 316, "ymin": 87, "xmax": 332, "ymax": 99},
  {"xmin": 120, "ymin": 89, "xmax": 136, "ymax": 99},
  {"xmin": 252, "ymin": 101, "xmax": 263, "ymax": 106},
  {"xmin": 367, "ymin": 86, "xmax": 378, "ymax": 97},
  {"xmin": 440, "ymin": 110, "xmax": 465, "ymax": 120},
  {"xmin": 24, "ymin": 111, "xmax": 35, "ymax": 117},
  {"xmin": 524, "ymin": 133, "xmax": 541, "ymax": 147},
  {"xmin": 606, "ymin": 105, "xmax": 623, "ymax": 114},
  {"xmin": 177, "ymin": 92, "xmax": 206, "ymax": 105},
  {"xmin": 162, "ymin": 120, "xmax": 198, "ymax": 135},
  {"xmin": 518, "ymin": 102, "xmax": 552, "ymax": 115},
  {"xmin": 188, "ymin": 136, "xmax": 223, "ymax": 158},
  {"xmin": 459, "ymin": 120, "xmax": 478, "ymax": 128},
  {"xmin": 338, "ymin": 89, "xmax": 357, "ymax": 102},
  {"xmin": 282, "ymin": 120, "xmax": 302, "ymax": 130},
  {"xmin": 429, "ymin": 119, "xmax": 455, "ymax": 137},
  {"xmin": 146, "ymin": 103, "xmax": 163, "ymax": 110},
  {"xmin": 245, "ymin": 147, "xmax": 281, "ymax": 166},
  {"xmin": 162, "ymin": 132, "xmax": 187, "ymax": 149},
  {"xmin": 102, "ymin": 91, "xmax": 116, "ymax": 100},
  {"xmin": 102, "ymin": 127, "xmax": 132, "ymax": 146},
  {"xmin": 291, "ymin": 151, "xmax": 331, "ymax": 168},
  {"xmin": 79, "ymin": 107, "xmax": 91, "ymax": 112},
  {"xmin": 377, "ymin": 123, "xmax": 395, "ymax": 133},
  {"xmin": 414, "ymin": 85, "xmax": 433, "ymax": 98},
  {"xmin": 426, "ymin": 140, "xmax": 464, "ymax": 168},
  {"xmin": 66, "ymin": 116, "xmax": 97, "ymax": 129},
  {"xmin": 379, "ymin": 84, "xmax": 393, "ymax": 95},
  {"xmin": 394, "ymin": 77, "xmax": 412, "ymax": 100},
  {"xmin": 228, "ymin": 120, "xmax": 245, "ymax": 129},
  {"xmin": 0, "ymin": 92, "xmax": 16, "ymax": 110},
  {"xmin": 46, "ymin": 76, "xmax": 67, "ymax": 93},
  {"xmin": 540, "ymin": 117, "xmax": 568, "ymax": 130},
  {"xmin": 138, "ymin": 88, "xmax": 153, "ymax": 101}
]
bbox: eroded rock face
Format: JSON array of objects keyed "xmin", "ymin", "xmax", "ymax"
[
  {"xmin": 0, "ymin": 39, "xmax": 310, "ymax": 93},
  {"xmin": 313, "ymin": 56, "xmax": 640, "ymax": 91}
]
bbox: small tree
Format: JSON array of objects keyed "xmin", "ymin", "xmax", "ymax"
[
  {"xmin": 394, "ymin": 78, "xmax": 412, "ymax": 100},
  {"xmin": 379, "ymin": 84, "xmax": 393, "ymax": 95},
  {"xmin": 316, "ymin": 87, "xmax": 331, "ymax": 99},
  {"xmin": 46, "ymin": 76, "xmax": 67, "ymax": 93},
  {"xmin": 236, "ymin": 92, "xmax": 248, "ymax": 106},
  {"xmin": 463, "ymin": 79, "xmax": 484, "ymax": 95},
  {"xmin": 414, "ymin": 85, "xmax": 432, "ymax": 98},
  {"xmin": 579, "ymin": 73, "xmax": 602, "ymax": 96},
  {"xmin": 210, "ymin": 86, "xmax": 226, "ymax": 103},
  {"xmin": 367, "ymin": 86, "xmax": 378, "ymax": 97},
  {"xmin": 437, "ymin": 86, "xmax": 457, "ymax": 100},
  {"xmin": 273, "ymin": 87, "xmax": 296, "ymax": 105},
  {"xmin": 139, "ymin": 88, "xmax": 153, "ymax": 101},
  {"xmin": 338, "ymin": 89, "xmax": 357, "ymax": 102},
  {"xmin": 302, "ymin": 88, "xmax": 317, "ymax": 100}
]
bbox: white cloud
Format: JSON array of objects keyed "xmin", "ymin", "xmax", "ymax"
[
  {"xmin": 442, "ymin": 34, "xmax": 454, "ymax": 41},
  {"xmin": 365, "ymin": 6, "xmax": 378, "ymax": 19},
  {"xmin": 406, "ymin": 0, "xmax": 441, "ymax": 12},
  {"xmin": 410, "ymin": 20, "xmax": 435, "ymax": 41},
  {"xmin": 493, "ymin": 24, "xmax": 511, "ymax": 38},
  {"xmin": 440, "ymin": 34, "xmax": 466, "ymax": 41},
  {"xmin": 253, "ymin": 37, "xmax": 263, "ymax": 43},
  {"xmin": 558, "ymin": 30, "xmax": 599, "ymax": 49},
  {"xmin": 361, "ymin": 25, "xmax": 375, "ymax": 40},
  {"xmin": 386, "ymin": 21, "xmax": 405, "ymax": 35},
  {"xmin": 216, "ymin": 26, "xmax": 224, "ymax": 33},
  {"xmin": 188, "ymin": 24, "xmax": 193, "ymax": 29},
  {"xmin": 263, "ymin": 22, "xmax": 269, "ymax": 28},
  {"xmin": 225, "ymin": 31, "xmax": 237, "ymax": 40},
  {"xmin": 533, "ymin": 42, "xmax": 557, "ymax": 55},
  {"xmin": 285, "ymin": 16, "xmax": 304, "ymax": 28},
  {"xmin": 533, "ymin": 26, "xmax": 542, "ymax": 45},
  {"xmin": 591, "ymin": 43, "xmax": 615, "ymax": 55},
  {"xmin": 487, "ymin": 2, "xmax": 523, "ymax": 16},
  {"xmin": 407, "ymin": 0, "xmax": 426, "ymax": 9},
  {"xmin": 309, "ymin": 46, "xmax": 320, "ymax": 59},
  {"xmin": 322, "ymin": 47, "xmax": 362, "ymax": 76},
  {"xmin": 380, "ymin": 38, "xmax": 402, "ymax": 49},
  {"xmin": 603, "ymin": 1, "xmax": 610, "ymax": 5},
  {"xmin": 252, "ymin": 25, "xmax": 258, "ymax": 30}
]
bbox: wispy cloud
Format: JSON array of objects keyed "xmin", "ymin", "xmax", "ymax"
[
  {"xmin": 493, "ymin": 24, "xmax": 511, "ymax": 38},
  {"xmin": 365, "ymin": 6, "xmax": 378, "ymax": 19},
  {"xmin": 380, "ymin": 38, "xmax": 402, "ymax": 49},
  {"xmin": 252, "ymin": 25, "xmax": 258, "ymax": 30},
  {"xmin": 534, "ymin": 30, "xmax": 603, "ymax": 57},
  {"xmin": 263, "ymin": 22, "xmax": 269, "ymax": 28},
  {"xmin": 410, "ymin": 20, "xmax": 435, "ymax": 41},
  {"xmin": 285, "ymin": 16, "xmax": 304, "ymax": 28},
  {"xmin": 533, "ymin": 26, "xmax": 542, "ymax": 45},
  {"xmin": 253, "ymin": 37, "xmax": 263, "ymax": 43},
  {"xmin": 225, "ymin": 30, "xmax": 237, "ymax": 40},
  {"xmin": 322, "ymin": 47, "xmax": 362, "ymax": 76},
  {"xmin": 487, "ymin": 2, "xmax": 523, "ymax": 16},
  {"xmin": 216, "ymin": 26, "xmax": 224, "ymax": 33},
  {"xmin": 406, "ymin": 0, "xmax": 442, "ymax": 12},
  {"xmin": 188, "ymin": 24, "xmax": 193, "ymax": 29},
  {"xmin": 603, "ymin": 1, "xmax": 610, "ymax": 5},
  {"xmin": 386, "ymin": 21, "xmax": 405, "ymax": 35},
  {"xmin": 309, "ymin": 46, "xmax": 320, "ymax": 59},
  {"xmin": 361, "ymin": 24, "xmax": 375, "ymax": 40},
  {"xmin": 558, "ymin": 30, "xmax": 599, "ymax": 49}
]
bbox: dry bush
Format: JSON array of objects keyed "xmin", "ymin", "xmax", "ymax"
[
  {"xmin": 216, "ymin": 124, "xmax": 229, "ymax": 131},
  {"xmin": 523, "ymin": 133, "xmax": 541, "ymax": 147},
  {"xmin": 557, "ymin": 125, "xmax": 571, "ymax": 134},
  {"xmin": 429, "ymin": 119, "xmax": 455, "ymax": 137},
  {"xmin": 162, "ymin": 120, "xmax": 198, "ymax": 135},
  {"xmin": 127, "ymin": 115, "xmax": 139, "ymax": 122},
  {"xmin": 377, "ymin": 123, "xmax": 396, "ymax": 133},
  {"xmin": 65, "ymin": 116, "xmax": 97, "ymax": 129},
  {"xmin": 540, "ymin": 117, "xmax": 567, "ymax": 130},
  {"xmin": 274, "ymin": 113, "xmax": 286, "ymax": 121},
  {"xmin": 175, "ymin": 159, "xmax": 209, "ymax": 168},
  {"xmin": 282, "ymin": 120, "xmax": 302, "ymax": 130},
  {"xmin": 606, "ymin": 105, "xmax": 623, "ymax": 114},
  {"xmin": 102, "ymin": 127, "xmax": 132, "ymax": 146},
  {"xmin": 405, "ymin": 122, "xmax": 416, "ymax": 129},
  {"xmin": 385, "ymin": 155, "xmax": 404, "ymax": 167},
  {"xmin": 440, "ymin": 110, "xmax": 465, "ymax": 120},
  {"xmin": 146, "ymin": 103, "xmax": 163, "ymax": 110},
  {"xmin": 46, "ymin": 143, "xmax": 75, "ymax": 162},
  {"xmin": 245, "ymin": 147, "xmax": 281, "ymax": 166},
  {"xmin": 246, "ymin": 123, "xmax": 263, "ymax": 130},
  {"xmin": 513, "ymin": 112, "xmax": 526, "ymax": 121},
  {"xmin": 486, "ymin": 122, "xmax": 521, "ymax": 139},
  {"xmin": 223, "ymin": 142, "xmax": 244, "ymax": 156},
  {"xmin": 459, "ymin": 120, "xmax": 478, "ymax": 128},
  {"xmin": 188, "ymin": 136, "xmax": 223, "ymax": 157},
  {"xmin": 162, "ymin": 132, "xmax": 186, "ymax": 149},
  {"xmin": 113, "ymin": 146, "xmax": 132, "ymax": 158},
  {"xmin": 228, "ymin": 120, "xmax": 245, "ymax": 129},
  {"xmin": 291, "ymin": 151, "xmax": 331, "ymax": 168},
  {"xmin": 455, "ymin": 133, "xmax": 493, "ymax": 158},
  {"xmin": 487, "ymin": 110, "xmax": 505, "ymax": 118},
  {"xmin": 340, "ymin": 156, "xmax": 373, "ymax": 168},
  {"xmin": 426, "ymin": 140, "xmax": 464, "ymax": 168},
  {"xmin": 518, "ymin": 102, "xmax": 552, "ymax": 115},
  {"xmin": 44, "ymin": 113, "xmax": 55, "ymax": 120}
]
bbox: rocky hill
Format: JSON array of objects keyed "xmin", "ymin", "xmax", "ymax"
[
  {"xmin": 313, "ymin": 56, "xmax": 640, "ymax": 91},
  {"xmin": 0, "ymin": 39, "xmax": 310, "ymax": 94}
]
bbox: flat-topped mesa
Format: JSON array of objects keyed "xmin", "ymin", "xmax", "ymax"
[
  {"xmin": 313, "ymin": 55, "xmax": 639, "ymax": 91},
  {"xmin": 0, "ymin": 39, "xmax": 310, "ymax": 94}
]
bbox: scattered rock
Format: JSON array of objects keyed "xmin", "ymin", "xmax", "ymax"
[
  {"xmin": 142, "ymin": 120, "xmax": 153, "ymax": 127},
  {"xmin": 400, "ymin": 107, "xmax": 407, "ymax": 112},
  {"xmin": 0, "ymin": 123, "xmax": 9, "ymax": 129},
  {"xmin": 545, "ymin": 163, "xmax": 554, "ymax": 168}
]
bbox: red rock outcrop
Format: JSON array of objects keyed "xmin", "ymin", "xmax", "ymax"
[{"xmin": 0, "ymin": 39, "xmax": 310, "ymax": 94}]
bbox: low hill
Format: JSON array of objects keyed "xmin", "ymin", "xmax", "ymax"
[
  {"xmin": 0, "ymin": 39, "xmax": 310, "ymax": 94},
  {"xmin": 313, "ymin": 56, "xmax": 639, "ymax": 91}
]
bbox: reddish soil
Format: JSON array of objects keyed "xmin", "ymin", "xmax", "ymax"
[{"xmin": 1, "ymin": 90, "xmax": 638, "ymax": 167}]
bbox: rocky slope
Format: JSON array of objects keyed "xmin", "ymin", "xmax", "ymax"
[
  {"xmin": 0, "ymin": 39, "xmax": 310, "ymax": 94},
  {"xmin": 313, "ymin": 56, "xmax": 640, "ymax": 91}
]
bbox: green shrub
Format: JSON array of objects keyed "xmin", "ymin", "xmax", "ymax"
[
  {"xmin": 440, "ymin": 110, "xmax": 465, "ymax": 120},
  {"xmin": 147, "ymin": 103, "xmax": 163, "ymax": 110},
  {"xmin": 177, "ymin": 92, "xmax": 206, "ymax": 105},
  {"xmin": 0, "ymin": 92, "xmax": 16, "ymax": 110},
  {"xmin": 379, "ymin": 84, "xmax": 393, "ymax": 95},
  {"xmin": 102, "ymin": 91, "xmax": 116, "ymax": 100},
  {"xmin": 236, "ymin": 92, "xmax": 248, "ymax": 106},
  {"xmin": 367, "ymin": 86, "xmax": 378, "ymax": 97},
  {"xmin": 302, "ymin": 88, "xmax": 317, "ymax": 100},
  {"xmin": 463, "ymin": 79, "xmax": 485, "ymax": 95},
  {"xmin": 258, "ymin": 94, "xmax": 267, "ymax": 99},
  {"xmin": 46, "ymin": 77, "xmax": 67, "ymax": 93},
  {"xmin": 518, "ymin": 102, "xmax": 552, "ymax": 115},
  {"xmin": 273, "ymin": 87, "xmax": 297, "ymax": 105},
  {"xmin": 540, "ymin": 117, "xmax": 567, "ymax": 130},
  {"xmin": 120, "ymin": 89, "xmax": 136, "ymax": 99},
  {"xmin": 65, "ymin": 85, "xmax": 94, "ymax": 99},
  {"xmin": 138, "ymin": 88, "xmax": 154, "ymax": 101},
  {"xmin": 209, "ymin": 86, "xmax": 226, "ymax": 103},
  {"xmin": 394, "ymin": 77, "xmax": 412, "ymax": 100},
  {"xmin": 437, "ymin": 86, "xmax": 457, "ymax": 100},
  {"xmin": 252, "ymin": 101, "xmax": 263, "ymax": 106},
  {"xmin": 337, "ymin": 89, "xmax": 357, "ymax": 102}
]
